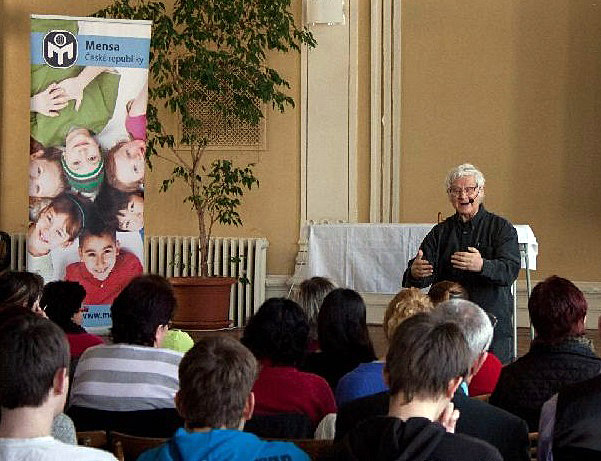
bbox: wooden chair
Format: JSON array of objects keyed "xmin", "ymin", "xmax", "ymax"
[
  {"xmin": 473, "ymin": 393, "xmax": 491, "ymax": 403},
  {"xmin": 111, "ymin": 431, "xmax": 167, "ymax": 461},
  {"xmin": 292, "ymin": 439, "xmax": 335, "ymax": 460},
  {"xmin": 528, "ymin": 431, "xmax": 539, "ymax": 461},
  {"xmin": 77, "ymin": 430, "xmax": 108, "ymax": 449}
]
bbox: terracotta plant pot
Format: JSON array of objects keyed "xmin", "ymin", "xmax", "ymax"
[{"xmin": 169, "ymin": 276, "xmax": 236, "ymax": 330}]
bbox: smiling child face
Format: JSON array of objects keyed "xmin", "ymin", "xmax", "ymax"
[
  {"xmin": 112, "ymin": 139, "xmax": 145, "ymax": 186},
  {"xmin": 117, "ymin": 194, "xmax": 144, "ymax": 231},
  {"xmin": 28, "ymin": 207, "xmax": 71, "ymax": 256},
  {"xmin": 64, "ymin": 128, "xmax": 101, "ymax": 175},
  {"xmin": 79, "ymin": 234, "xmax": 119, "ymax": 282},
  {"xmin": 29, "ymin": 156, "xmax": 64, "ymax": 198}
]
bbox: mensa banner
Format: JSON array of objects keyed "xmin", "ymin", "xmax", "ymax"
[{"xmin": 29, "ymin": 15, "xmax": 151, "ymax": 328}]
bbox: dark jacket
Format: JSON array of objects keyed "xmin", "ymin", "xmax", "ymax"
[
  {"xmin": 336, "ymin": 390, "xmax": 529, "ymax": 461},
  {"xmin": 553, "ymin": 374, "xmax": 601, "ymax": 461},
  {"xmin": 333, "ymin": 416, "xmax": 501, "ymax": 461},
  {"xmin": 402, "ymin": 206, "xmax": 520, "ymax": 363},
  {"xmin": 489, "ymin": 337, "xmax": 601, "ymax": 430}
]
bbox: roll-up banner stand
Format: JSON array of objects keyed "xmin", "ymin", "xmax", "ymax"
[{"xmin": 29, "ymin": 15, "xmax": 151, "ymax": 331}]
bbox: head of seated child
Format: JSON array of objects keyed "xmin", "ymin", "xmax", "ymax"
[
  {"xmin": 78, "ymin": 222, "xmax": 119, "ymax": 282},
  {"xmin": 29, "ymin": 147, "xmax": 68, "ymax": 198},
  {"xmin": 27, "ymin": 193, "xmax": 86, "ymax": 257},
  {"xmin": 106, "ymin": 139, "xmax": 145, "ymax": 192}
]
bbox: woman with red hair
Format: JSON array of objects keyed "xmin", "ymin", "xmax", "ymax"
[{"xmin": 489, "ymin": 276, "xmax": 601, "ymax": 430}]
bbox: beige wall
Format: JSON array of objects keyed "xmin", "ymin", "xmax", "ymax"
[
  {"xmin": 2, "ymin": 0, "xmax": 601, "ymax": 281},
  {"xmin": 398, "ymin": 0, "xmax": 601, "ymax": 282}
]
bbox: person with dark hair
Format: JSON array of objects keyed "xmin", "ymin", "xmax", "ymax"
[
  {"xmin": 335, "ymin": 288, "xmax": 433, "ymax": 407},
  {"xmin": 95, "ymin": 184, "xmax": 144, "ymax": 232},
  {"xmin": 428, "ymin": 280, "xmax": 469, "ymax": 305},
  {"xmin": 302, "ymin": 288, "xmax": 377, "ymax": 390},
  {"xmin": 336, "ymin": 299, "xmax": 530, "ymax": 461},
  {"xmin": 41, "ymin": 281, "xmax": 103, "ymax": 358},
  {"xmin": 294, "ymin": 276, "xmax": 335, "ymax": 351},
  {"xmin": 333, "ymin": 312, "xmax": 502, "ymax": 460},
  {"xmin": 0, "ymin": 311, "xmax": 116, "ymax": 460},
  {"xmin": 65, "ymin": 216, "xmax": 142, "ymax": 305},
  {"xmin": 241, "ymin": 298, "xmax": 336, "ymax": 427},
  {"xmin": 70, "ymin": 275, "xmax": 182, "ymax": 415},
  {"xmin": 490, "ymin": 276, "xmax": 601, "ymax": 430},
  {"xmin": 138, "ymin": 336, "xmax": 309, "ymax": 461},
  {"xmin": 428, "ymin": 281, "xmax": 501, "ymax": 396},
  {"xmin": 0, "ymin": 270, "xmax": 44, "ymax": 314}
]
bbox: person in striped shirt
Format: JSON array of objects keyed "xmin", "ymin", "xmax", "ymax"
[{"xmin": 69, "ymin": 275, "xmax": 182, "ymax": 413}]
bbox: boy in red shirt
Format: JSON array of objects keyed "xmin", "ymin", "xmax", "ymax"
[{"xmin": 66, "ymin": 222, "xmax": 142, "ymax": 305}]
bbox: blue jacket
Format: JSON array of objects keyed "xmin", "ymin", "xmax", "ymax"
[{"xmin": 137, "ymin": 428, "xmax": 309, "ymax": 461}]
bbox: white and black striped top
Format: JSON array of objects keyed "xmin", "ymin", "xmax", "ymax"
[{"xmin": 69, "ymin": 344, "xmax": 183, "ymax": 412}]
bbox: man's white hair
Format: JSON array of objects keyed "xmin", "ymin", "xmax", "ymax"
[
  {"xmin": 445, "ymin": 163, "xmax": 486, "ymax": 192},
  {"xmin": 431, "ymin": 299, "xmax": 494, "ymax": 364}
]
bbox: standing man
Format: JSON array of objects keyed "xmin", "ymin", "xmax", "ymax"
[{"xmin": 402, "ymin": 163, "xmax": 520, "ymax": 363}]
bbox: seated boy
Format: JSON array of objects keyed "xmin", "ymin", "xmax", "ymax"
[
  {"xmin": 65, "ymin": 219, "xmax": 142, "ymax": 305},
  {"xmin": 334, "ymin": 312, "xmax": 502, "ymax": 461},
  {"xmin": 0, "ymin": 311, "xmax": 116, "ymax": 460},
  {"xmin": 138, "ymin": 335, "xmax": 309, "ymax": 461}
]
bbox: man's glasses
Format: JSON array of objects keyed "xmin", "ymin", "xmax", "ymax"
[{"xmin": 448, "ymin": 186, "xmax": 479, "ymax": 197}]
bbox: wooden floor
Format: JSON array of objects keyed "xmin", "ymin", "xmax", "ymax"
[{"xmin": 187, "ymin": 326, "xmax": 601, "ymax": 360}]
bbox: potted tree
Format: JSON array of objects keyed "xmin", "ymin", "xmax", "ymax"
[{"xmin": 95, "ymin": 0, "xmax": 315, "ymax": 328}]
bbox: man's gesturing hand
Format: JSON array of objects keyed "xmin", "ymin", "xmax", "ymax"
[
  {"xmin": 451, "ymin": 247, "xmax": 483, "ymax": 272},
  {"xmin": 410, "ymin": 249, "xmax": 434, "ymax": 279}
]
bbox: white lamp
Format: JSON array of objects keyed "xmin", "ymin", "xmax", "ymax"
[{"xmin": 306, "ymin": 0, "xmax": 345, "ymax": 26}]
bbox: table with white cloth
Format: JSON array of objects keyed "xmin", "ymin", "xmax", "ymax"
[{"xmin": 304, "ymin": 223, "xmax": 538, "ymax": 359}]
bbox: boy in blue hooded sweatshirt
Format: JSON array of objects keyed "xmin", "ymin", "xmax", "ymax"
[{"xmin": 138, "ymin": 335, "xmax": 309, "ymax": 461}]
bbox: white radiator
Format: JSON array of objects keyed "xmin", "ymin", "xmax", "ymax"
[
  {"xmin": 9, "ymin": 233, "xmax": 268, "ymax": 327},
  {"xmin": 144, "ymin": 236, "xmax": 269, "ymax": 327}
]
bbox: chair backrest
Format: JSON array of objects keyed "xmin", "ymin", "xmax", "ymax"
[
  {"xmin": 68, "ymin": 406, "xmax": 183, "ymax": 438},
  {"xmin": 244, "ymin": 413, "xmax": 314, "ymax": 439},
  {"xmin": 292, "ymin": 439, "xmax": 335, "ymax": 460},
  {"xmin": 529, "ymin": 431, "xmax": 539, "ymax": 461},
  {"xmin": 77, "ymin": 430, "xmax": 108, "ymax": 448},
  {"xmin": 111, "ymin": 431, "xmax": 167, "ymax": 461}
]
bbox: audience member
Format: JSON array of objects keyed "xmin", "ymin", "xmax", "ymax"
[
  {"xmin": 41, "ymin": 281, "xmax": 104, "ymax": 358},
  {"xmin": 69, "ymin": 275, "xmax": 183, "ymax": 436},
  {"xmin": 538, "ymin": 317, "xmax": 601, "ymax": 460},
  {"xmin": 138, "ymin": 336, "xmax": 309, "ymax": 461},
  {"xmin": 429, "ymin": 280, "xmax": 501, "ymax": 396},
  {"xmin": 0, "ymin": 270, "xmax": 45, "ymax": 315},
  {"xmin": 428, "ymin": 280, "xmax": 468, "ymax": 305},
  {"xmin": 490, "ymin": 276, "xmax": 601, "ymax": 430},
  {"xmin": 294, "ymin": 276, "xmax": 335, "ymax": 351},
  {"xmin": 302, "ymin": 288, "xmax": 377, "ymax": 390},
  {"xmin": 335, "ymin": 287, "xmax": 433, "ymax": 406},
  {"xmin": 241, "ymin": 298, "xmax": 336, "ymax": 428},
  {"xmin": 0, "ymin": 311, "xmax": 115, "ymax": 460},
  {"xmin": 336, "ymin": 299, "xmax": 530, "ymax": 461},
  {"xmin": 332, "ymin": 312, "xmax": 502, "ymax": 460}
]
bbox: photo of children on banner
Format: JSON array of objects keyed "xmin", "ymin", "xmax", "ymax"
[{"xmin": 27, "ymin": 17, "xmax": 150, "ymax": 320}]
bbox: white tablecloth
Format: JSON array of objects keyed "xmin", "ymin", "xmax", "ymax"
[{"xmin": 307, "ymin": 223, "xmax": 537, "ymax": 294}]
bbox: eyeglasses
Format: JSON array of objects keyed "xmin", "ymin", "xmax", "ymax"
[
  {"xmin": 448, "ymin": 186, "xmax": 479, "ymax": 197},
  {"xmin": 487, "ymin": 313, "xmax": 498, "ymax": 328}
]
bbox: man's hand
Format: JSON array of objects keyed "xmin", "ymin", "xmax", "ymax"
[
  {"xmin": 410, "ymin": 249, "xmax": 434, "ymax": 279},
  {"xmin": 438, "ymin": 402, "xmax": 460, "ymax": 433},
  {"xmin": 451, "ymin": 247, "xmax": 483, "ymax": 272}
]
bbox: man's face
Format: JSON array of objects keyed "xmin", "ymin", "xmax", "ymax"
[
  {"xmin": 79, "ymin": 234, "xmax": 119, "ymax": 281},
  {"xmin": 448, "ymin": 175, "xmax": 482, "ymax": 220}
]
